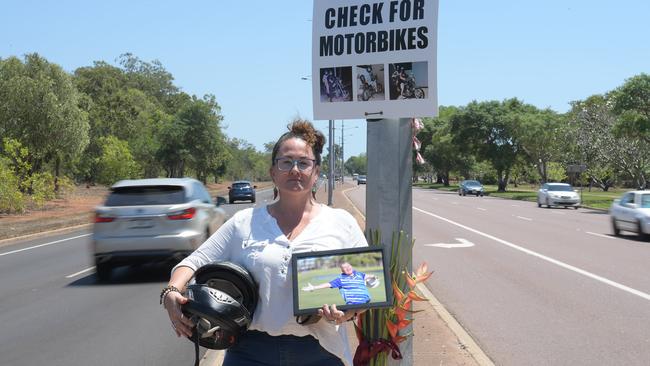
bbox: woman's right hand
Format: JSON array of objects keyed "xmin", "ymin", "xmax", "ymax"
[{"xmin": 164, "ymin": 291, "xmax": 195, "ymax": 338}]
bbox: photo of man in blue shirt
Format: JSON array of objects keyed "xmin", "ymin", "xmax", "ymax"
[{"xmin": 302, "ymin": 262, "xmax": 378, "ymax": 305}]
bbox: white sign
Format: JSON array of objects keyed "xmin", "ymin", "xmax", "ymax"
[{"xmin": 312, "ymin": 0, "xmax": 438, "ymax": 120}]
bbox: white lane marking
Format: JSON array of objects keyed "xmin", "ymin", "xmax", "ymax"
[
  {"xmin": 424, "ymin": 238, "xmax": 475, "ymax": 249},
  {"xmin": 477, "ymin": 208, "xmax": 487, "ymax": 211},
  {"xmin": 66, "ymin": 267, "xmax": 95, "ymax": 278},
  {"xmin": 516, "ymin": 216, "xmax": 533, "ymax": 221},
  {"xmin": 413, "ymin": 206, "xmax": 650, "ymax": 301},
  {"xmin": 0, "ymin": 234, "xmax": 91, "ymax": 257},
  {"xmin": 586, "ymin": 231, "xmax": 616, "ymax": 240}
]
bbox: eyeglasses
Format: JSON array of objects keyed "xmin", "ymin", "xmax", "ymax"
[{"xmin": 274, "ymin": 157, "xmax": 316, "ymax": 172}]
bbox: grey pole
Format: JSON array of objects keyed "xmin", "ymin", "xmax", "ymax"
[
  {"xmin": 341, "ymin": 120, "xmax": 345, "ymax": 183},
  {"xmin": 366, "ymin": 118, "xmax": 413, "ymax": 365},
  {"xmin": 327, "ymin": 119, "xmax": 334, "ymax": 206}
]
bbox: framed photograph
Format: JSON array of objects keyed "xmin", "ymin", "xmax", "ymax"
[{"xmin": 292, "ymin": 246, "xmax": 392, "ymax": 316}]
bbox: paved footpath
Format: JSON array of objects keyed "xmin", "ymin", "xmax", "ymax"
[{"xmin": 206, "ymin": 182, "xmax": 492, "ymax": 365}]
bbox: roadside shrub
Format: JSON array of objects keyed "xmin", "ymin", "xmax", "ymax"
[
  {"xmin": 96, "ymin": 136, "xmax": 142, "ymax": 186},
  {"xmin": 27, "ymin": 172, "xmax": 56, "ymax": 209},
  {"xmin": 0, "ymin": 159, "xmax": 25, "ymax": 213},
  {"xmin": 55, "ymin": 176, "xmax": 76, "ymax": 199}
]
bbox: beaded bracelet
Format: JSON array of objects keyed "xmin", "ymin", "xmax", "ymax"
[{"xmin": 159, "ymin": 285, "xmax": 182, "ymax": 305}]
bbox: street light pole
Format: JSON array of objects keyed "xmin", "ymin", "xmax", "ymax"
[
  {"xmin": 328, "ymin": 119, "xmax": 334, "ymax": 206},
  {"xmin": 301, "ymin": 75, "xmax": 333, "ymax": 206},
  {"xmin": 340, "ymin": 120, "xmax": 345, "ymax": 183}
]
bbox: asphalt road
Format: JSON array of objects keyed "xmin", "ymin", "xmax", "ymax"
[
  {"xmin": 0, "ymin": 188, "xmax": 274, "ymax": 366},
  {"xmin": 346, "ymin": 186, "xmax": 650, "ymax": 366}
]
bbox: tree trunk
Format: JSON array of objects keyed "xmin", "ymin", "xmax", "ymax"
[{"xmin": 54, "ymin": 156, "xmax": 60, "ymax": 192}]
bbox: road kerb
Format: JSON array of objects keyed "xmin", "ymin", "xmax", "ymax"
[{"xmin": 416, "ymin": 283, "xmax": 495, "ymax": 366}]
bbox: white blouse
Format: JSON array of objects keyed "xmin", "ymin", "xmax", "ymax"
[{"xmin": 173, "ymin": 204, "xmax": 368, "ymax": 366}]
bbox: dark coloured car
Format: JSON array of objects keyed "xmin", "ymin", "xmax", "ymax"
[
  {"xmin": 228, "ymin": 180, "xmax": 257, "ymax": 203},
  {"xmin": 458, "ymin": 180, "xmax": 484, "ymax": 196},
  {"xmin": 357, "ymin": 175, "xmax": 367, "ymax": 185}
]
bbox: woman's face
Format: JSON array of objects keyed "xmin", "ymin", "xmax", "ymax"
[{"xmin": 270, "ymin": 137, "xmax": 320, "ymax": 197}]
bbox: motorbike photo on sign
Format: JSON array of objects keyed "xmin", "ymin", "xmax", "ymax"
[
  {"xmin": 389, "ymin": 62, "xmax": 428, "ymax": 100},
  {"xmin": 356, "ymin": 64, "xmax": 385, "ymax": 101}
]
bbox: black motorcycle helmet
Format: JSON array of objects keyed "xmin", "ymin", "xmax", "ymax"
[{"xmin": 181, "ymin": 262, "xmax": 258, "ymax": 350}]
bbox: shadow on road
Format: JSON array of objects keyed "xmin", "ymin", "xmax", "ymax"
[{"xmin": 67, "ymin": 262, "xmax": 173, "ymax": 286}]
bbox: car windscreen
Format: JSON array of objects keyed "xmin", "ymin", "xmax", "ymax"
[
  {"xmin": 104, "ymin": 186, "xmax": 186, "ymax": 206},
  {"xmin": 547, "ymin": 185, "xmax": 573, "ymax": 192},
  {"xmin": 464, "ymin": 180, "xmax": 480, "ymax": 186},
  {"xmin": 232, "ymin": 183, "xmax": 251, "ymax": 189}
]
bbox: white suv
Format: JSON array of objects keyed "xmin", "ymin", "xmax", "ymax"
[{"xmin": 92, "ymin": 178, "xmax": 226, "ymax": 281}]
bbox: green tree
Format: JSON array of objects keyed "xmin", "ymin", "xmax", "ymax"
[
  {"xmin": 0, "ymin": 156, "xmax": 25, "ymax": 213},
  {"xmin": 345, "ymin": 154, "xmax": 367, "ymax": 175},
  {"xmin": 423, "ymin": 107, "xmax": 473, "ymax": 186},
  {"xmin": 568, "ymin": 94, "xmax": 649, "ymax": 190},
  {"xmin": 96, "ymin": 136, "xmax": 141, "ymax": 185},
  {"xmin": 450, "ymin": 99, "xmax": 532, "ymax": 191},
  {"xmin": 517, "ymin": 109, "xmax": 567, "ymax": 183},
  {"xmin": 178, "ymin": 95, "xmax": 228, "ymax": 183},
  {"xmin": 611, "ymin": 73, "xmax": 650, "ymax": 144},
  {"xmin": 0, "ymin": 54, "xmax": 89, "ymax": 188}
]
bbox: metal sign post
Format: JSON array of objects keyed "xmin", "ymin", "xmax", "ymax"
[{"xmin": 366, "ymin": 118, "xmax": 413, "ymax": 365}]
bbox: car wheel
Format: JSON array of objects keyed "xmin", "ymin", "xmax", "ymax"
[
  {"xmin": 612, "ymin": 218, "xmax": 621, "ymax": 236},
  {"xmin": 458, "ymin": 190, "xmax": 461, "ymax": 196},
  {"xmin": 251, "ymin": 197, "xmax": 256, "ymax": 203},
  {"xmin": 229, "ymin": 198, "xmax": 234, "ymax": 204},
  {"xmin": 574, "ymin": 206, "xmax": 579, "ymax": 210},
  {"xmin": 95, "ymin": 261, "xmax": 112, "ymax": 282},
  {"xmin": 462, "ymin": 191, "xmax": 466, "ymax": 196},
  {"xmin": 537, "ymin": 200, "xmax": 542, "ymax": 208}
]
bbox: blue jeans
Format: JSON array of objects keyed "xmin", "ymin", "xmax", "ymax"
[{"xmin": 223, "ymin": 330, "xmax": 344, "ymax": 366}]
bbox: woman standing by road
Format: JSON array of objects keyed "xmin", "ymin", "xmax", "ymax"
[{"xmin": 162, "ymin": 119, "xmax": 367, "ymax": 366}]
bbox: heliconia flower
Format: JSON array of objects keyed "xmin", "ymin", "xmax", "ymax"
[
  {"xmin": 394, "ymin": 305, "xmax": 409, "ymax": 322},
  {"xmin": 405, "ymin": 273, "xmax": 417, "ymax": 289},
  {"xmin": 393, "ymin": 334, "xmax": 408, "ymax": 344},
  {"xmin": 407, "ymin": 291, "xmax": 428, "ymax": 302},
  {"xmin": 413, "ymin": 262, "xmax": 433, "ymax": 283},
  {"xmin": 386, "ymin": 319, "xmax": 399, "ymax": 339},
  {"xmin": 396, "ymin": 318, "xmax": 412, "ymax": 329},
  {"xmin": 392, "ymin": 279, "xmax": 405, "ymax": 303}
]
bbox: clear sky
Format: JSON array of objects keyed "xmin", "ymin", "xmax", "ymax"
[{"xmin": 1, "ymin": 1, "xmax": 648, "ymax": 159}]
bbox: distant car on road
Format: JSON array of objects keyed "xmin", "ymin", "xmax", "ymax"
[
  {"xmin": 357, "ymin": 175, "xmax": 367, "ymax": 185},
  {"xmin": 228, "ymin": 180, "xmax": 257, "ymax": 203},
  {"xmin": 458, "ymin": 180, "xmax": 484, "ymax": 196},
  {"xmin": 537, "ymin": 183, "xmax": 580, "ymax": 209},
  {"xmin": 610, "ymin": 190, "xmax": 650, "ymax": 239},
  {"xmin": 92, "ymin": 178, "xmax": 227, "ymax": 281}
]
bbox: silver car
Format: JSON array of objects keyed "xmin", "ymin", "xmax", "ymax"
[
  {"xmin": 92, "ymin": 178, "xmax": 227, "ymax": 281},
  {"xmin": 537, "ymin": 183, "xmax": 580, "ymax": 209},
  {"xmin": 610, "ymin": 190, "xmax": 650, "ymax": 239}
]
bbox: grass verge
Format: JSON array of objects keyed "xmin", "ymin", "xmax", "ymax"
[{"xmin": 413, "ymin": 182, "xmax": 628, "ymax": 210}]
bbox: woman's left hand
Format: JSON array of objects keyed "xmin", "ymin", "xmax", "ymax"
[{"xmin": 318, "ymin": 304, "xmax": 357, "ymax": 325}]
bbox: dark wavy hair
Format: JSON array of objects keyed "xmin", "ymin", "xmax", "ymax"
[{"xmin": 271, "ymin": 119, "xmax": 325, "ymax": 166}]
